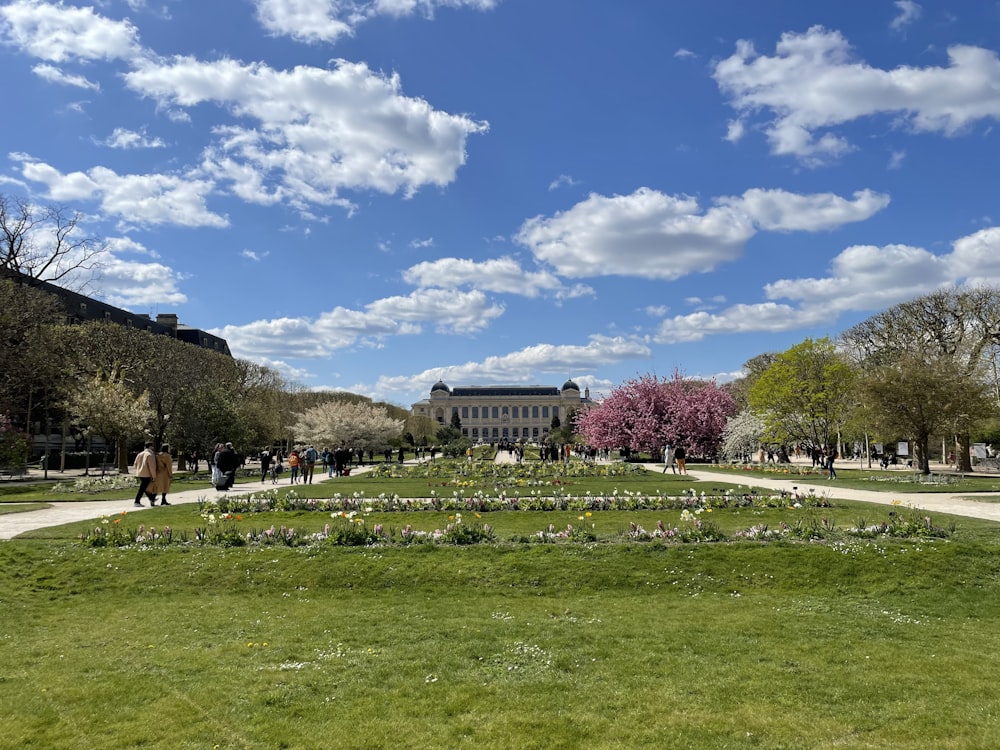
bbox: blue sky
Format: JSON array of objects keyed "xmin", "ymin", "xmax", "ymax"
[{"xmin": 3, "ymin": 0, "xmax": 1000, "ymax": 408}]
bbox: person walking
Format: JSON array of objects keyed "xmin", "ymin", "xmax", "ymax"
[
  {"xmin": 826, "ymin": 447, "xmax": 838, "ymax": 480},
  {"xmin": 287, "ymin": 449, "xmax": 301, "ymax": 483},
  {"xmin": 132, "ymin": 441, "xmax": 158, "ymax": 507},
  {"xmin": 662, "ymin": 442, "xmax": 675, "ymax": 474},
  {"xmin": 673, "ymin": 445, "xmax": 687, "ymax": 475},
  {"xmin": 215, "ymin": 442, "xmax": 240, "ymax": 490},
  {"xmin": 147, "ymin": 444, "xmax": 174, "ymax": 505},
  {"xmin": 259, "ymin": 448, "xmax": 272, "ymax": 482},
  {"xmin": 302, "ymin": 445, "xmax": 318, "ymax": 484}
]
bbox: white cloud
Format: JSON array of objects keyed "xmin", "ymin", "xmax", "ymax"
[
  {"xmin": 515, "ymin": 186, "xmax": 888, "ymax": 281},
  {"xmin": 548, "ymin": 174, "xmax": 579, "ymax": 191},
  {"xmin": 214, "ymin": 288, "xmax": 505, "ymax": 360},
  {"xmin": 764, "ymin": 243, "xmax": 952, "ymax": 311},
  {"xmin": 402, "ymin": 256, "xmax": 592, "ymax": 298},
  {"xmin": 674, "ymin": 48, "xmax": 696, "ymax": 59},
  {"xmin": 714, "ymin": 26, "xmax": 1000, "ymax": 163},
  {"xmin": 0, "ymin": 0, "xmax": 144, "ymax": 63},
  {"xmin": 409, "ymin": 237, "xmax": 434, "ymax": 248},
  {"xmin": 655, "ymin": 303, "xmax": 824, "ymax": 344},
  {"xmin": 253, "ymin": 0, "xmax": 498, "ymax": 44},
  {"xmin": 369, "ymin": 334, "xmax": 650, "ymax": 399},
  {"xmin": 31, "ymin": 63, "xmax": 99, "ymax": 90},
  {"xmin": 13, "ymin": 155, "xmax": 227, "ymax": 228},
  {"xmin": 125, "ymin": 57, "xmax": 488, "ymax": 211},
  {"xmin": 724, "ymin": 119, "xmax": 744, "ymax": 143},
  {"xmin": 516, "ymin": 188, "xmax": 754, "ymax": 281},
  {"xmin": 653, "ymin": 224, "xmax": 1000, "ymax": 344},
  {"xmin": 241, "ymin": 249, "xmax": 268, "ymax": 261},
  {"xmin": 888, "ymin": 150, "xmax": 906, "ymax": 169},
  {"xmin": 99, "ymin": 127, "xmax": 166, "ymax": 150},
  {"xmin": 890, "ymin": 0, "xmax": 921, "ymax": 32},
  {"xmin": 721, "ymin": 188, "xmax": 890, "ymax": 232}
]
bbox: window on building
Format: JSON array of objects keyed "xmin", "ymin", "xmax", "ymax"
[
  {"xmin": 532, "ymin": 427, "xmax": 539, "ymax": 437},
  {"xmin": 532, "ymin": 406, "xmax": 539, "ymax": 418},
  {"xmin": 472, "ymin": 406, "xmax": 479, "ymax": 418},
  {"xmin": 492, "ymin": 428, "xmax": 499, "ymax": 438},
  {"xmin": 542, "ymin": 406, "xmax": 549, "ymax": 418},
  {"xmin": 502, "ymin": 406, "xmax": 508, "ymax": 415},
  {"xmin": 492, "ymin": 407, "xmax": 499, "ymax": 419},
  {"xmin": 472, "ymin": 428, "xmax": 479, "ymax": 438},
  {"xmin": 461, "ymin": 407, "xmax": 468, "ymax": 418},
  {"xmin": 553, "ymin": 407, "xmax": 559, "ymax": 418},
  {"xmin": 511, "ymin": 406, "xmax": 519, "ymax": 418},
  {"xmin": 104, "ymin": 312, "xmax": 112, "ymax": 320},
  {"xmin": 79, "ymin": 302, "xmax": 87, "ymax": 313},
  {"xmin": 502, "ymin": 428, "xmax": 508, "ymax": 437}
]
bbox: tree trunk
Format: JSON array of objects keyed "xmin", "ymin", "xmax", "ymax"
[
  {"xmin": 955, "ymin": 433, "xmax": 973, "ymax": 472},
  {"xmin": 118, "ymin": 438, "xmax": 128, "ymax": 474},
  {"xmin": 915, "ymin": 433, "xmax": 931, "ymax": 474}
]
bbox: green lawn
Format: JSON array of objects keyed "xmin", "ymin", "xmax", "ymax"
[{"xmin": 3, "ymin": 460, "xmax": 1000, "ymax": 748}]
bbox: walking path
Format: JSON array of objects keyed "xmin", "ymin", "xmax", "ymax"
[
  {"xmin": 0, "ymin": 465, "xmax": 371, "ymax": 541},
  {"xmin": 3, "ymin": 459, "xmax": 1000, "ymax": 540}
]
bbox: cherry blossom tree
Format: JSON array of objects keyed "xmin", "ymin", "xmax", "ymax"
[{"xmin": 576, "ymin": 372, "xmax": 736, "ymax": 458}]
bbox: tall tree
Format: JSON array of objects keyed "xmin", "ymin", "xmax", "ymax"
[
  {"xmin": 841, "ymin": 287, "xmax": 1000, "ymax": 471},
  {"xmin": 859, "ymin": 351, "xmax": 992, "ymax": 473},
  {"xmin": 749, "ymin": 337, "xmax": 856, "ymax": 451}
]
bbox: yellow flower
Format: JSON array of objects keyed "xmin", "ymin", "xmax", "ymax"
[{"xmin": 585, "ymin": 512, "xmax": 592, "ymax": 517}]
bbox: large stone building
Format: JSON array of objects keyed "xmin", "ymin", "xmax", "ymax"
[{"xmin": 411, "ymin": 380, "xmax": 592, "ymax": 442}]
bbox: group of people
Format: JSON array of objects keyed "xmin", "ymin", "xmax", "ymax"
[
  {"xmin": 661, "ymin": 443, "xmax": 688, "ymax": 475},
  {"xmin": 131, "ymin": 442, "xmax": 174, "ymax": 506}
]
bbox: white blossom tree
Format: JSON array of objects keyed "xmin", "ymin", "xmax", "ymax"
[
  {"xmin": 291, "ymin": 400, "xmax": 403, "ymax": 451},
  {"xmin": 719, "ymin": 409, "xmax": 766, "ymax": 463},
  {"xmin": 65, "ymin": 368, "xmax": 155, "ymax": 474}
]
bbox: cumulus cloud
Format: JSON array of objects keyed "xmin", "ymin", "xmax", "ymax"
[
  {"xmin": 514, "ymin": 186, "xmax": 888, "ymax": 281},
  {"xmin": 368, "ymin": 334, "xmax": 650, "ymax": 399},
  {"xmin": 13, "ymin": 154, "xmax": 227, "ymax": 228},
  {"xmin": 402, "ymin": 256, "xmax": 592, "ymax": 299},
  {"xmin": 253, "ymin": 0, "xmax": 498, "ymax": 44},
  {"xmin": 653, "ymin": 225, "xmax": 1000, "ymax": 344},
  {"xmin": 548, "ymin": 174, "xmax": 579, "ymax": 191},
  {"xmin": 722, "ymin": 188, "xmax": 890, "ymax": 232},
  {"xmin": 0, "ymin": 0, "xmax": 144, "ymax": 63},
  {"xmin": 214, "ymin": 288, "xmax": 505, "ymax": 361},
  {"xmin": 124, "ymin": 57, "xmax": 488, "ymax": 211},
  {"xmin": 714, "ymin": 25, "xmax": 1000, "ymax": 163}
]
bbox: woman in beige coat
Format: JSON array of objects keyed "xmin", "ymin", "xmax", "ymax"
[{"xmin": 147, "ymin": 444, "xmax": 174, "ymax": 506}]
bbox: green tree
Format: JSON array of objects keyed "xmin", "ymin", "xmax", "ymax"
[
  {"xmin": 748, "ymin": 337, "xmax": 856, "ymax": 451},
  {"xmin": 841, "ymin": 287, "xmax": 1000, "ymax": 472},
  {"xmin": 859, "ymin": 351, "xmax": 992, "ymax": 473}
]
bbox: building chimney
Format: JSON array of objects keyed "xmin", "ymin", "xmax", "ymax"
[{"xmin": 156, "ymin": 313, "xmax": 179, "ymax": 328}]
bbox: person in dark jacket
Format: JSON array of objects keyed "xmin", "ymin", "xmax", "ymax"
[{"xmin": 215, "ymin": 442, "xmax": 240, "ymax": 490}]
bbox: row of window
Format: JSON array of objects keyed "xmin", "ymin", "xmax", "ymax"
[
  {"xmin": 464, "ymin": 427, "xmax": 549, "ymax": 439},
  {"xmin": 452, "ymin": 405, "xmax": 558, "ymax": 420}
]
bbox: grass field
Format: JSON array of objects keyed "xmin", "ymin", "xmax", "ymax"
[{"xmin": 2, "ymin": 461, "xmax": 1000, "ymax": 749}]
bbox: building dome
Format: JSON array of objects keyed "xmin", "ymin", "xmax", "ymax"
[
  {"xmin": 430, "ymin": 380, "xmax": 451, "ymax": 394},
  {"xmin": 561, "ymin": 379, "xmax": 580, "ymax": 392}
]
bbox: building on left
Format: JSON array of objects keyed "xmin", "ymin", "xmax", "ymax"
[{"xmin": 2, "ymin": 269, "xmax": 230, "ymax": 355}]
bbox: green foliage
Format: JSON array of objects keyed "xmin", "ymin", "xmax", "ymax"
[{"xmin": 749, "ymin": 337, "xmax": 856, "ymax": 448}]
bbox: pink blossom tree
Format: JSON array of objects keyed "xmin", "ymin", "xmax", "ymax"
[{"xmin": 576, "ymin": 372, "xmax": 736, "ymax": 458}]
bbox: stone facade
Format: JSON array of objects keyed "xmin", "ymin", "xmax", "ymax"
[{"xmin": 411, "ymin": 380, "xmax": 592, "ymax": 442}]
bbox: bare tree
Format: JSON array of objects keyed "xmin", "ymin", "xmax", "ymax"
[
  {"xmin": 0, "ymin": 194, "xmax": 107, "ymax": 288},
  {"xmin": 841, "ymin": 287, "xmax": 1000, "ymax": 471}
]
